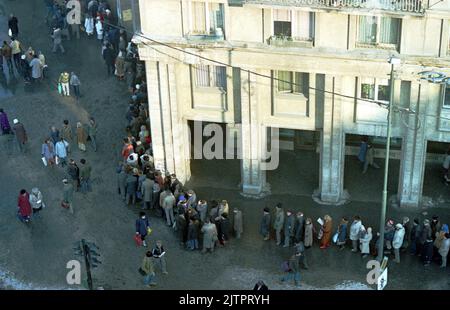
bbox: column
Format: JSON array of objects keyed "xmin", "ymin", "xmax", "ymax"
[
  {"xmin": 397, "ymin": 82, "xmax": 427, "ymax": 208},
  {"xmin": 240, "ymin": 70, "xmax": 268, "ymax": 197},
  {"xmin": 147, "ymin": 61, "xmax": 191, "ymax": 183},
  {"xmin": 316, "ymin": 75, "xmax": 348, "ymax": 204}
]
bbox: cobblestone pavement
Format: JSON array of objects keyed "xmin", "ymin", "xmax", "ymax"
[{"xmin": 0, "ymin": 0, "xmax": 449, "ymax": 290}]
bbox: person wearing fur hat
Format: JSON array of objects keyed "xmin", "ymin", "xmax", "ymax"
[
  {"xmin": 273, "ymin": 203, "xmax": 285, "ymax": 246},
  {"xmin": 29, "ymin": 188, "xmax": 44, "ymax": 217},
  {"xmin": 12, "ymin": 118, "xmax": 27, "ymax": 153},
  {"xmin": 393, "ymin": 224, "xmax": 406, "ymax": 263},
  {"xmin": 260, "ymin": 207, "xmax": 271, "ymax": 241}
]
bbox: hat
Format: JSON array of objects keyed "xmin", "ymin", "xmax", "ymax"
[
  {"xmin": 135, "ymin": 84, "xmax": 140, "ymax": 89},
  {"xmin": 263, "ymin": 207, "xmax": 270, "ymax": 213},
  {"xmin": 395, "ymin": 223, "xmax": 403, "ymax": 229},
  {"xmin": 13, "ymin": 118, "xmax": 18, "ymax": 124},
  {"xmin": 31, "ymin": 188, "xmax": 39, "ymax": 194}
]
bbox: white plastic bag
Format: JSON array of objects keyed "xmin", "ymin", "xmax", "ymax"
[
  {"xmin": 8, "ymin": 28, "xmax": 12, "ymax": 37},
  {"xmin": 41, "ymin": 157, "xmax": 48, "ymax": 166},
  {"xmin": 55, "ymin": 156, "xmax": 59, "ymax": 165}
]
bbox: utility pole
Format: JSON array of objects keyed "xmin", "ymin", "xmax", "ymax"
[{"xmin": 377, "ymin": 57, "xmax": 400, "ymax": 262}]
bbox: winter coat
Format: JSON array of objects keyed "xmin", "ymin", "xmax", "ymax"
[
  {"xmin": 384, "ymin": 226, "xmax": 395, "ymax": 241},
  {"xmin": 439, "ymin": 238, "xmax": 450, "ymax": 257},
  {"xmin": 294, "ymin": 216, "xmax": 305, "ymax": 242},
  {"xmin": 13, "ymin": 122, "xmax": 27, "ymax": 143},
  {"xmin": 61, "ymin": 125, "xmax": 72, "ymax": 142},
  {"xmin": 80, "ymin": 164, "xmax": 91, "ymax": 180},
  {"xmin": 350, "ymin": 220, "xmax": 362, "ymax": 241},
  {"xmin": 260, "ymin": 213, "xmax": 271, "ymax": 236},
  {"xmin": 95, "ymin": 21, "xmax": 103, "ymax": 40},
  {"xmin": 41, "ymin": 142, "xmax": 55, "ymax": 161},
  {"xmin": 284, "ymin": 215, "xmax": 295, "ymax": 237},
  {"xmin": 196, "ymin": 202, "xmax": 208, "ymax": 223},
  {"xmin": 304, "ymin": 222, "xmax": 313, "ymax": 247},
  {"xmin": 135, "ymin": 217, "xmax": 150, "ymax": 237},
  {"xmin": 29, "ymin": 191, "xmax": 43, "ymax": 210},
  {"xmin": 360, "ymin": 231, "xmax": 372, "ymax": 254},
  {"xmin": 288, "ymin": 255, "xmax": 300, "ymax": 273},
  {"xmin": 141, "ymin": 178, "xmax": 154, "ymax": 202},
  {"xmin": 63, "ymin": 183, "xmax": 74, "ymax": 203},
  {"xmin": 115, "ymin": 56, "xmax": 125, "ymax": 77},
  {"xmin": 126, "ymin": 174, "xmax": 138, "ymax": 193},
  {"xmin": 187, "ymin": 222, "xmax": 199, "ymax": 240},
  {"xmin": 392, "ymin": 227, "xmax": 406, "ymax": 249},
  {"xmin": 141, "ymin": 256, "xmax": 155, "ymax": 275},
  {"xmin": 220, "ymin": 217, "xmax": 230, "ymax": 240},
  {"xmin": 162, "ymin": 194, "xmax": 176, "ymax": 210},
  {"xmin": 67, "ymin": 164, "xmax": 79, "ymax": 180},
  {"xmin": 233, "ymin": 210, "xmax": 243, "ymax": 235},
  {"xmin": 201, "ymin": 222, "xmax": 217, "ymax": 249},
  {"xmin": 76, "ymin": 127, "xmax": 87, "ymax": 144},
  {"xmin": 419, "ymin": 225, "xmax": 432, "ymax": 244},
  {"xmin": 50, "ymin": 129, "xmax": 60, "ymax": 146},
  {"xmin": 337, "ymin": 223, "xmax": 348, "ymax": 243},
  {"xmin": 321, "ymin": 220, "xmax": 333, "ymax": 246},
  {"xmin": 273, "ymin": 209, "xmax": 285, "ymax": 231},
  {"xmin": 18, "ymin": 193, "xmax": 32, "ymax": 217}
]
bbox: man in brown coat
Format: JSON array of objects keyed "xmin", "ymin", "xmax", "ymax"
[
  {"xmin": 1, "ymin": 41, "xmax": 13, "ymax": 75},
  {"xmin": 61, "ymin": 119, "xmax": 72, "ymax": 153},
  {"xmin": 76, "ymin": 122, "xmax": 87, "ymax": 152},
  {"xmin": 12, "ymin": 119, "xmax": 27, "ymax": 153}
]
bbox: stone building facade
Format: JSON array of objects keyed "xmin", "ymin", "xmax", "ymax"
[{"xmin": 135, "ymin": 0, "xmax": 450, "ymax": 207}]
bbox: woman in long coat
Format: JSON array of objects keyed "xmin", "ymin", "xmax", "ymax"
[
  {"xmin": 84, "ymin": 16, "xmax": 94, "ymax": 36},
  {"xmin": 304, "ymin": 218, "xmax": 314, "ymax": 248},
  {"xmin": 336, "ymin": 217, "xmax": 348, "ymax": 249},
  {"xmin": 201, "ymin": 218, "xmax": 218, "ymax": 253},
  {"xmin": 115, "ymin": 51, "xmax": 125, "ymax": 80},
  {"xmin": 320, "ymin": 215, "xmax": 333, "ymax": 249},
  {"xmin": 360, "ymin": 226, "xmax": 372, "ymax": 258},
  {"xmin": 17, "ymin": 189, "xmax": 32, "ymax": 222},
  {"xmin": 76, "ymin": 122, "xmax": 87, "ymax": 152},
  {"xmin": 0, "ymin": 109, "xmax": 11, "ymax": 134}
]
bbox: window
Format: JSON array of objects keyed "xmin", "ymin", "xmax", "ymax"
[
  {"xmin": 190, "ymin": 1, "xmax": 224, "ymax": 36},
  {"xmin": 194, "ymin": 65, "xmax": 227, "ymax": 90},
  {"xmin": 273, "ymin": 9, "xmax": 314, "ymax": 41},
  {"xmin": 360, "ymin": 78, "xmax": 390, "ymax": 102},
  {"xmin": 443, "ymin": 84, "xmax": 450, "ymax": 107},
  {"xmin": 276, "ymin": 71, "xmax": 309, "ymax": 96},
  {"xmin": 358, "ymin": 16, "xmax": 400, "ymax": 47}
]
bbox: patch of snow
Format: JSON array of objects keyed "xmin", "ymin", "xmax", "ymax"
[{"xmin": 0, "ymin": 268, "xmax": 81, "ymax": 290}]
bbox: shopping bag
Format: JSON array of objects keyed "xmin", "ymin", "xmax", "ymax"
[
  {"xmin": 134, "ymin": 234, "xmax": 143, "ymax": 246},
  {"xmin": 332, "ymin": 232, "xmax": 338, "ymax": 244},
  {"xmin": 147, "ymin": 227, "xmax": 152, "ymax": 235},
  {"xmin": 57, "ymin": 83, "xmax": 62, "ymax": 94},
  {"xmin": 8, "ymin": 28, "xmax": 12, "ymax": 37},
  {"xmin": 41, "ymin": 157, "xmax": 48, "ymax": 166}
]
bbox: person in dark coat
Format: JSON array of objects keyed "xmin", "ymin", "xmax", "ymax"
[
  {"xmin": 420, "ymin": 219, "xmax": 433, "ymax": 266},
  {"xmin": 17, "ymin": 189, "xmax": 32, "ymax": 223},
  {"xmin": 283, "ymin": 210, "xmax": 295, "ymax": 247},
  {"xmin": 186, "ymin": 219, "xmax": 199, "ymax": 250},
  {"xmin": 176, "ymin": 213, "xmax": 187, "ymax": 246},
  {"xmin": 260, "ymin": 207, "xmax": 271, "ymax": 241},
  {"xmin": 67, "ymin": 159, "xmax": 80, "ymax": 192},
  {"xmin": 0, "ymin": 109, "xmax": 11, "ymax": 134},
  {"xmin": 294, "ymin": 241, "xmax": 309, "ymax": 269},
  {"xmin": 135, "ymin": 211, "xmax": 150, "ymax": 247},
  {"xmin": 410, "ymin": 218, "xmax": 420, "ymax": 255},
  {"xmin": 336, "ymin": 217, "xmax": 348, "ymax": 250},
  {"xmin": 8, "ymin": 14, "xmax": 19, "ymax": 38},
  {"xmin": 294, "ymin": 212, "xmax": 306, "ymax": 243},
  {"xmin": 219, "ymin": 213, "xmax": 230, "ymax": 244},
  {"xmin": 431, "ymin": 215, "xmax": 442, "ymax": 241},
  {"xmin": 12, "ymin": 118, "xmax": 27, "ymax": 153},
  {"xmin": 103, "ymin": 43, "xmax": 116, "ymax": 76}
]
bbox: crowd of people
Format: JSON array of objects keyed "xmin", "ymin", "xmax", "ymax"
[{"xmin": 264, "ymin": 204, "xmax": 450, "ymax": 286}]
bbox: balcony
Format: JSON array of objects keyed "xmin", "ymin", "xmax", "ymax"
[
  {"xmin": 243, "ymin": 0, "xmax": 426, "ymax": 14},
  {"xmin": 267, "ymin": 35, "xmax": 314, "ymax": 48}
]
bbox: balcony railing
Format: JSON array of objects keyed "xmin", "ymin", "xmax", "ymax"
[{"xmin": 244, "ymin": 0, "xmax": 425, "ymax": 14}]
